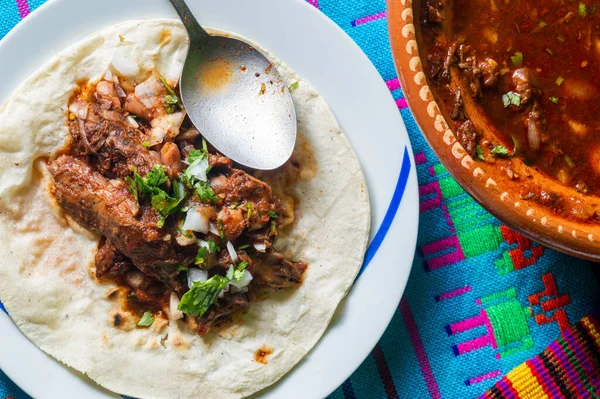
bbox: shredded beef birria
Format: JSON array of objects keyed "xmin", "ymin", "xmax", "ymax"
[{"xmin": 48, "ymin": 72, "xmax": 307, "ymax": 335}]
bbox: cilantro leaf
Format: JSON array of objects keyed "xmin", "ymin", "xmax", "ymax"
[
  {"xmin": 177, "ymin": 265, "xmax": 189, "ymax": 272},
  {"xmin": 208, "ymin": 240, "xmax": 220, "ymax": 253},
  {"xmin": 217, "ymin": 218, "xmax": 225, "ymax": 239},
  {"xmin": 137, "ymin": 311, "xmax": 155, "ymax": 327},
  {"xmin": 234, "ymin": 261, "xmax": 249, "ymax": 281},
  {"xmin": 173, "ymin": 180, "xmax": 186, "ymax": 200},
  {"xmin": 193, "ymin": 180, "xmax": 220, "ymax": 203},
  {"xmin": 491, "ymin": 146, "xmax": 509, "ymax": 155},
  {"xmin": 195, "ymin": 246, "xmax": 208, "ymax": 265},
  {"xmin": 268, "ymin": 210, "xmax": 279, "ymax": 219},
  {"xmin": 159, "ymin": 76, "xmax": 182, "ymax": 114},
  {"xmin": 151, "ymin": 190, "xmax": 184, "ymax": 228},
  {"xmin": 146, "ymin": 165, "xmax": 169, "ymax": 188},
  {"xmin": 510, "ymin": 52, "xmax": 523, "ymax": 67},
  {"xmin": 579, "ymin": 2, "xmax": 587, "ymax": 17},
  {"xmin": 181, "ymin": 150, "xmax": 219, "ymax": 203},
  {"xmin": 126, "ymin": 165, "xmax": 168, "ymax": 201},
  {"xmin": 177, "ymin": 275, "xmax": 230, "ymax": 317},
  {"xmin": 475, "ymin": 145, "xmax": 485, "ymax": 161},
  {"xmin": 126, "ymin": 165, "xmax": 183, "ymax": 227},
  {"xmin": 165, "ymin": 94, "xmax": 179, "ymax": 105},
  {"xmin": 187, "ymin": 148, "xmax": 207, "ymax": 164},
  {"xmin": 125, "ymin": 176, "xmax": 139, "ymax": 202},
  {"xmin": 502, "ymin": 91, "xmax": 521, "ymax": 108},
  {"xmin": 289, "ymin": 81, "xmax": 299, "ymax": 90},
  {"xmin": 491, "ymin": 144, "xmax": 516, "ymax": 158}
]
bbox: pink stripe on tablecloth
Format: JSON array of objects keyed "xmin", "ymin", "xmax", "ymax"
[
  {"xmin": 414, "ymin": 152, "xmax": 427, "ymax": 165},
  {"xmin": 467, "ymin": 370, "xmax": 502, "ymax": 386},
  {"xmin": 372, "ymin": 344, "xmax": 399, "ymax": 399},
  {"xmin": 307, "ymin": 0, "xmax": 320, "ymax": 9},
  {"xmin": 386, "ymin": 78, "xmax": 401, "ymax": 91},
  {"xmin": 16, "ymin": 0, "xmax": 30, "ymax": 18},
  {"xmin": 396, "ymin": 98, "xmax": 408, "ymax": 109},
  {"xmin": 436, "ymin": 286, "xmax": 472, "ymax": 302},
  {"xmin": 399, "ymin": 297, "xmax": 442, "ymax": 399},
  {"xmin": 352, "ymin": 11, "xmax": 387, "ymax": 27}
]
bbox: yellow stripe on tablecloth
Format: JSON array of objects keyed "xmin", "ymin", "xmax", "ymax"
[
  {"xmin": 581, "ymin": 316, "xmax": 600, "ymax": 349},
  {"xmin": 506, "ymin": 363, "xmax": 549, "ymax": 399}
]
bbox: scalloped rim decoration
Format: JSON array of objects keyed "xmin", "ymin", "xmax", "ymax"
[{"xmin": 389, "ymin": 0, "xmax": 600, "ymax": 252}]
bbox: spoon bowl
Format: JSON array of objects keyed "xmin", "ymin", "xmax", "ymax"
[{"xmin": 170, "ymin": 0, "xmax": 297, "ymax": 170}]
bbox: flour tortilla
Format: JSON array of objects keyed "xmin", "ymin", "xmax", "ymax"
[{"xmin": 0, "ymin": 20, "xmax": 370, "ymax": 399}]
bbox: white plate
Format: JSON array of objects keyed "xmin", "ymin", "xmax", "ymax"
[{"xmin": 0, "ymin": 0, "xmax": 419, "ymax": 398}]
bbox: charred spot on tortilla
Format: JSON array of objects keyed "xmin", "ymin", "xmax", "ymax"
[
  {"xmin": 254, "ymin": 345, "xmax": 274, "ymax": 365},
  {"xmin": 159, "ymin": 29, "xmax": 172, "ymax": 46},
  {"xmin": 47, "ymin": 69, "xmax": 308, "ymax": 337}
]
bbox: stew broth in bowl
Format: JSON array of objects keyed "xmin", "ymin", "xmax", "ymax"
[{"xmin": 419, "ymin": 0, "xmax": 600, "ymax": 219}]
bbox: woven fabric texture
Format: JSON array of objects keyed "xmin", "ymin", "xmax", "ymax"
[
  {"xmin": 482, "ymin": 312, "xmax": 600, "ymax": 398},
  {"xmin": 1, "ymin": 1, "xmax": 599, "ymax": 398}
]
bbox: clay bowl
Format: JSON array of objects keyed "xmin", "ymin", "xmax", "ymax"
[{"xmin": 387, "ymin": 0, "xmax": 600, "ymax": 260}]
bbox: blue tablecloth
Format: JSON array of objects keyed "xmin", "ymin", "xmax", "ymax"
[{"xmin": 1, "ymin": 1, "xmax": 599, "ymax": 398}]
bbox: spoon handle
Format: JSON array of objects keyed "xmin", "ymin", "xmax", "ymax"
[{"xmin": 168, "ymin": 0, "xmax": 210, "ymax": 45}]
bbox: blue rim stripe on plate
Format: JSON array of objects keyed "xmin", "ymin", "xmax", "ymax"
[
  {"xmin": 356, "ymin": 146, "xmax": 412, "ymax": 279},
  {"xmin": 0, "ymin": 301, "xmax": 6, "ymax": 314}
]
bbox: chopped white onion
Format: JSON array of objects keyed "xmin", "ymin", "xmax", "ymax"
[
  {"xmin": 187, "ymin": 268, "xmax": 208, "ymax": 288},
  {"xmin": 182, "ymin": 208, "xmax": 210, "ymax": 233},
  {"xmin": 230, "ymin": 286, "xmax": 249, "ymax": 294},
  {"xmin": 111, "ymin": 51, "xmax": 139, "ymax": 77},
  {"xmin": 135, "ymin": 74, "xmax": 163, "ymax": 108},
  {"xmin": 104, "ymin": 69, "xmax": 113, "ymax": 81},
  {"xmin": 148, "ymin": 124, "xmax": 167, "ymax": 146},
  {"xmin": 229, "ymin": 270, "xmax": 253, "ymax": 293},
  {"xmin": 69, "ymin": 101, "xmax": 89, "ymax": 119},
  {"xmin": 198, "ymin": 240, "xmax": 210, "ymax": 250},
  {"xmin": 218, "ymin": 284, "xmax": 230, "ymax": 298},
  {"xmin": 125, "ymin": 270, "xmax": 144, "ymax": 289},
  {"xmin": 127, "ymin": 115, "xmax": 139, "ymax": 128},
  {"xmin": 209, "ymin": 223, "xmax": 220, "ymax": 236},
  {"xmin": 78, "ymin": 118, "xmax": 87, "ymax": 136},
  {"xmin": 226, "ymin": 241, "xmax": 238, "ymax": 263},
  {"xmin": 253, "ymin": 243, "xmax": 267, "ymax": 253},
  {"xmin": 149, "ymin": 112, "xmax": 185, "ymax": 145},
  {"xmin": 96, "ymin": 81, "xmax": 116, "ymax": 97},
  {"xmin": 169, "ymin": 292, "xmax": 184, "ymax": 321},
  {"xmin": 174, "ymin": 229, "xmax": 197, "ymax": 246},
  {"xmin": 527, "ymin": 117, "xmax": 541, "ymax": 150},
  {"xmin": 186, "ymin": 158, "xmax": 209, "ymax": 182}
]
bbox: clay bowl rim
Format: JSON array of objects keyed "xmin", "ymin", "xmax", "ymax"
[{"xmin": 387, "ymin": 0, "xmax": 600, "ymax": 261}]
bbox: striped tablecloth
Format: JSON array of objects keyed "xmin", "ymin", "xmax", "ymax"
[{"xmin": 1, "ymin": 0, "xmax": 599, "ymax": 398}]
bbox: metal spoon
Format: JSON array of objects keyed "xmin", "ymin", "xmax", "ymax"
[{"xmin": 168, "ymin": 0, "xmax": 297, "ymax": 170}]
